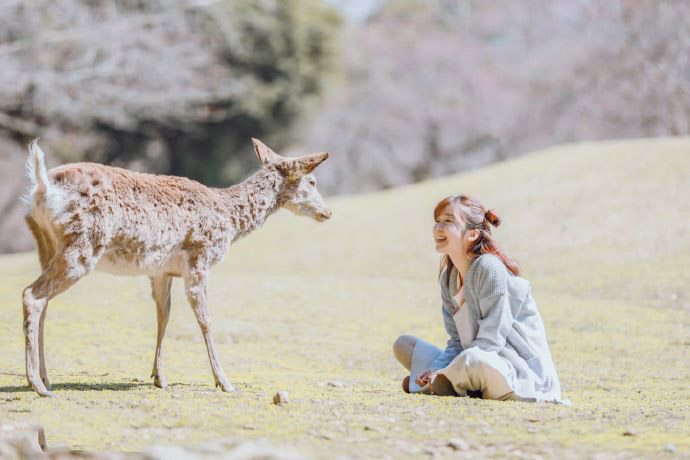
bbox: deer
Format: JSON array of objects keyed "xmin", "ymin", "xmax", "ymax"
[{"xmin": 21, "ymin": 138, "xmax": 331, "ymax": 397}]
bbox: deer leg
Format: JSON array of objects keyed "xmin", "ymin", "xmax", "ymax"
[
  {"xmin": 23, "ymin": 240, "xmax": 93, "ymax": 397},
  {"xmin": 38, "ymin": 306, "xmax": 50, "ymax": 390},
  {"xmin": 150, "ymin": 275, "xmax": 172, "ymax": 389},
  {"xmin": 26, "ymin": 216, "xmax": 58, "ymax": 390},
  {"xmin": 184, "ymin": 274, "xmax": 234, "ymax": 392},
  {"xmin": 23, "ymin": 287, "xmax": 49, "ymax": 396}
]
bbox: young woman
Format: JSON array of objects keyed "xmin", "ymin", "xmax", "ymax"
[{"xmin": 393, "ymin": 195, "xmax": 566, "ymax": 403}]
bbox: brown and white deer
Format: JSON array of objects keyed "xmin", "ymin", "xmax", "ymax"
[{"xmin": 22, "ymin": 138, "xmax": 331, "ymax": 397}]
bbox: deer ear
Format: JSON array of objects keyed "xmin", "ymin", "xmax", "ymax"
[
  {"xmin": 295, "ymin": 152, "xmax": 329, "ymax": 175},
  {"xmin": 252, "ymin": 138, "xmax": 281, "ymax": 165}
]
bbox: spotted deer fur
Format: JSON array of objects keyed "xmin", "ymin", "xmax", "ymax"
[{"xmin": 22, "ymin": 138, "xmax": 331, "ymax": 397}]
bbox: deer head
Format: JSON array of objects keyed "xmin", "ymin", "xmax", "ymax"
[{"xmin": 252, "ymin": 138, "xmax": 332, "ymax": 222}]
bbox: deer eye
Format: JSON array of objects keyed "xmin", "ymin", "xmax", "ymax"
[{"xmin": 308, "ymin": 179, "xmax": 316, "ymax": 187}]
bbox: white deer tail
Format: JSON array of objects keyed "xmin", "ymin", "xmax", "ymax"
[
  {"xmin": 25, "ymin": 139, "xmax": 66, "ymax": 216},
  {"xmin": 26, "ymin": 139, "xmax": 49, "ymax": 198}
]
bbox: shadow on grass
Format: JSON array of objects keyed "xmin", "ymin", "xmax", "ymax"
[{"xmin": 0, "ymin": 382, "xmax": 151, "ymax": 393}]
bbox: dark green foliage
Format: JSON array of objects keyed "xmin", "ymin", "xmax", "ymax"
[{"xmin": 171, "ymin": 0, "xmax": 342, "ymax": 185}]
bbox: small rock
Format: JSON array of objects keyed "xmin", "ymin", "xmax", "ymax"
[
  {"xmin": 664, "ymin": 444, "xmax": 677, "ymax": 453},
  {"xmin": 622, "ymin": 429, "xmax": 637, "ymax": 437},
  {"xmin": 327, "ymin": 380, "xmax": 347, "ymax": 388},
  {"xmin": 363, "ymin": 425, "xmax": 382, "ymax": 433},
  {"xmin": 273, "ymin": 391, "xmax": 289, "ymax": 405},
  {"xmin": 447, "ymin": 438, "xmax": 469, "ymax": 451}
]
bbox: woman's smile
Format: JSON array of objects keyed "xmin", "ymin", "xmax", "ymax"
[{"xmin": 433, "ymin": 205, "xmax": 466, "ymax": 254}]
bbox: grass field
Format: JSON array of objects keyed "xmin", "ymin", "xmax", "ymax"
[{"xmin": 0, "ymin": 138, "xmax": 688, "ymax": 458}]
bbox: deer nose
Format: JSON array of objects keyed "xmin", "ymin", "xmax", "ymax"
[{"xmin": 319, "ymin": 209, "xmax": 332, "ymax": 220}]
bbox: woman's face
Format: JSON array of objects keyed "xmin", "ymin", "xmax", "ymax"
[{"xmin": 433, "ymin": 204, "xmax": 467, "ymax": 256}]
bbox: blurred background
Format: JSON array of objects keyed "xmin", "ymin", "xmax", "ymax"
[{"xmin": 0, "ymin": 0, "xmax": 688, "ymax": 253}]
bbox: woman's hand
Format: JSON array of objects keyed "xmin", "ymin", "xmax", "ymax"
[{"xmin": 416, "ymin": 369, "xmax": 437, "ymax": 386}]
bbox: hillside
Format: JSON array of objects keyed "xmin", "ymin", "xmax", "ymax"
[{"xmin": 0, "ymin": 138, "xmax": 688, "ymax": 458}]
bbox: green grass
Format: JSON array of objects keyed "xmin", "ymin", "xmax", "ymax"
[{"xmin": 1, "ymin": 138, "xmax": 688, "ymax": 458}]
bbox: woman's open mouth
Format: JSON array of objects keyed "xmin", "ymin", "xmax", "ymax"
[{"xmin": 435, "ymin": 236, "xmax": 447, "ymax": 243}]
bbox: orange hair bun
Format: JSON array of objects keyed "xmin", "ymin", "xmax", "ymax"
[{"xmin": 485, "ymin": 209, "xmax": 501, "ymax": 227}]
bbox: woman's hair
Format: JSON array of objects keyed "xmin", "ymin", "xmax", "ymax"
[{"xmin": 434, "ymin": 195, "xmax": 520, "ymax": 288}]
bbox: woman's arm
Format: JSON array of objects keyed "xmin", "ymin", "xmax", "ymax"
[
  {"xmin": 429, "ymin": 287, "xmax": 464, "ymax": 370},
  {"xmin": 467, "ymin": 255, "xmax": 518, "ymax": 352},
  {"xmin": 469, "ymin": 293, "xmax": 514, "ymax": 352}
]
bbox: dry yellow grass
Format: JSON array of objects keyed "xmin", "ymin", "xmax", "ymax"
[{"xmin": 1, "ymin": 138, "xmax": 689, "ymax": 458}]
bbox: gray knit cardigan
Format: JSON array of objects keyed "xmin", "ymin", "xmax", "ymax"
[{"xmin": 430, "ymin": 253, "xmax": 565, "ymax": 403}]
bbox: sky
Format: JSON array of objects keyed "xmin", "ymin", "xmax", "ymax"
[{"xmin": 326, "ymin": 0, "xmax": 383, "ymax": 22}]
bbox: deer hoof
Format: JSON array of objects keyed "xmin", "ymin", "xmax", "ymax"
[
  {"xmin": 36, "ymin": 388, "xmax": 56, "ymax": 398},
  {"xmin": 30, "ymin": 380, "xmax": 55, "ymax": 398},
  {"xmin": 153, "ymin": 376, "xmax": 168, "ymax": 389},
  {"xmin": 217, "ymin": 381, "xmax": 236, "ymax": 392}
]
